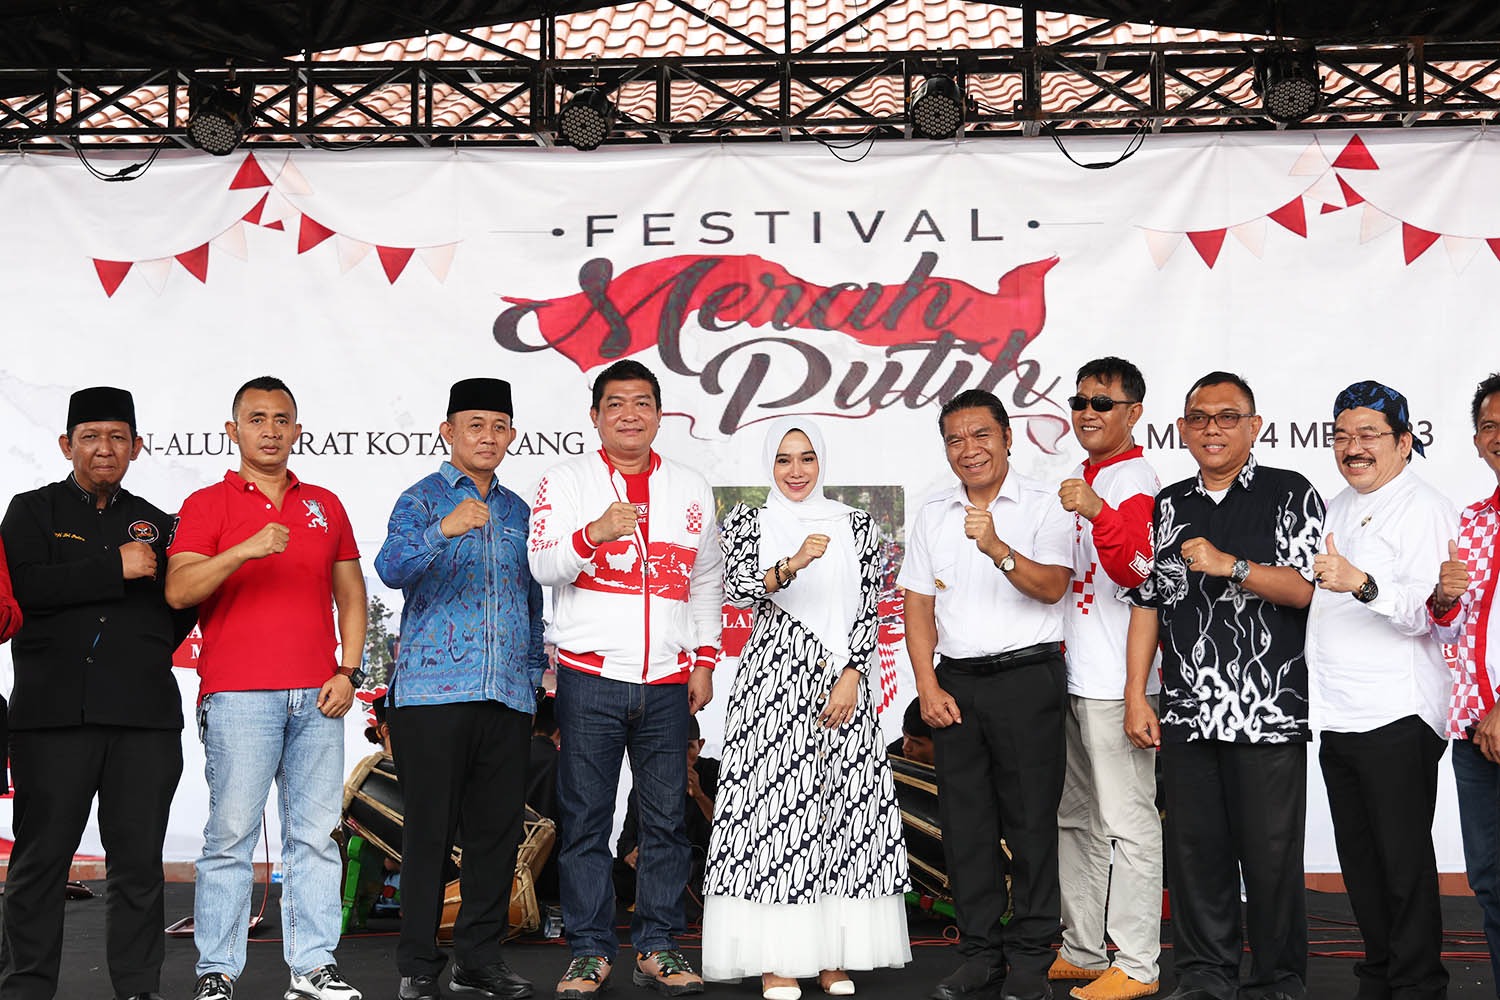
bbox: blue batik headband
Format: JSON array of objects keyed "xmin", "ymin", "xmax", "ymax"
[{"xmin": 1333, "ymin": 379, "xmax": 1424, "ymax": 456}]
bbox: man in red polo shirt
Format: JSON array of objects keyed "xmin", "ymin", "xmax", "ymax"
[{"xmin": 165, "ymin": 376, "xmax": 367, "ymax": 1000}]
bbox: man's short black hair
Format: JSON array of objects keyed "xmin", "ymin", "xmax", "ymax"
[
  {"xmin": 533, "ymin": 692, "xmax": 557, "ymax": 737},
  {"xmin": 902, "ymin": 697, "xmax": 931, "ymax": 740},
  {"xmin": 1076, "ymin": 357, "xmax": 1146, "ymax": 403},
  {"xmin": 1184, "ymin": 371, "xmax": 1255, "ymax": 413},
  {"xmin": 688, "ymin": 715, "xmax": 702, "ymax": 742},
  {"xmin": 938, "ymin": 389, "xmax": 1009, "ymax": 434},
  {"xmin": 1473, "ymin": 373, "xmax": 1500, "ymax": 430},
  {"xmin": 591, "ymin": 360, "xmax": 662, "ymax": 411},
  {"xmin": 232, "ymin": 375, "xmax": 298, "ymax": 420}
]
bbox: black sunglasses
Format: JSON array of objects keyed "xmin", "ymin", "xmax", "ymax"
[{"xmin": 1068, "ymin": 394, "xmax": 1137, "ymax": 413}]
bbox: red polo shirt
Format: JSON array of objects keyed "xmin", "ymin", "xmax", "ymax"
[{"xmin": 169, "ymin": 470, "xmax": 360, "ymax": 696}]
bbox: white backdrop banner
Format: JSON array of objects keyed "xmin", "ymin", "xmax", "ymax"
[{"xmin": 0, "ymin": 129, "xmax": 1496, "ymax": 870}]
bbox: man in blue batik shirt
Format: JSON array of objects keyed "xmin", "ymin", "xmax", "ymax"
[{"xmin": 375, "ymin": 377, "xmax": 546, "ymax": 1000}]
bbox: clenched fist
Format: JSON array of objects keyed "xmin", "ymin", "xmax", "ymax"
[
  {"xmin": 790, "ymin": 533, "xmax": 830, "ymax": 571},
  {"xmin": 1058, "ymin": 478, "xmax": 1104, "ymax": 520},
  {"xmin": 241, "ymin": 522, "xmax": 290, "ymax": 560},
  {"xmin": 963, "ymin": 505, "xmax": 1002, "ymax": 556},
  {"xmin": 441, "ymin": 497, "xmax": 490, "ymax": 538},
  {"xmin": 120, "ymin": 541, "xmax": 157, "ymax": 580},
  {"xmin": 587, "ymin": 502, "xmax": 640, "ymax": 544}
]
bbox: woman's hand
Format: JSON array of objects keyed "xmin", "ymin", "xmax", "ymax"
[
  {"xmin": 790, "ymin": 533, "xmax": 830, "ymax": 572},
  {"xmin": 820, "ymin": 667, "xmax": 861, "ymax": 728}
]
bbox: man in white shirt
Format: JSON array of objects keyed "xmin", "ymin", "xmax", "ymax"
[
  {"xmin": 1051, "ymin": 358, "xmax": 1162, "ymax": 1000},
  {"xmin": 1306, "ymin": 380, "xmax": 1455, "ymax": 1000},
  {"xmin": 900, "ymin": 389, "xmax": 1073, "ymax": 1000}
]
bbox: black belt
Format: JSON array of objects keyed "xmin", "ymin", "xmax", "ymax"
[{"xmin": 938, "ymin": 641, "xmax": 1063, "ymax": 676}]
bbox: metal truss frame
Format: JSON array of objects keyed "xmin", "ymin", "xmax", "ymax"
[{"xmin": 4, "ymin": 5, "xmax": 1500, "ymax": 148}]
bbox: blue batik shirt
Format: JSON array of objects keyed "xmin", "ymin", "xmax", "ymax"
[{"xmin": 375, "ymin": 461, "xmax": 546, "ymax": 712}]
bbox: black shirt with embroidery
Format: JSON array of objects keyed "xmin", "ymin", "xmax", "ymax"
[
  {"xmin": 1128, "ymin": 455, "xmax": 1324, "ymax": 745},
  {"xmin": 0, "ymin": 477, "xmax": 197, "ymax": 730}
]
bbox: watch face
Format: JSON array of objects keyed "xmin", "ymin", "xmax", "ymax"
[{"xmin": 1000, "ymin": 553, "xmax": 1016, "ymax": 572}]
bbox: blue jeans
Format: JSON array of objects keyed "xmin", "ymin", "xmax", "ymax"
[
  {"xmin": 194, "ymin": 689, "xmax": 345, "ymax": 979},
  {"xmin": 555, "ymin": 668, "xmax": 690, "ymax": 959},
  {"xmin": 1453, "ymin": 737, "xmax": 1500, "ymax": 996}
]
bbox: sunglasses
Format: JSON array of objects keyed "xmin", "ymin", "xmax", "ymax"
[{"xmin": 1068, "ymin": 394, "xmax": 1137, "ymax": 413}]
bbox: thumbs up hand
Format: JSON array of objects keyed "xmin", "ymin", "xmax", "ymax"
[
  {"xmin": 1432, "ymin": 538, "xmax": 1470, "ymax": 616},
  {"xmin": 1312, "ymin": 532, "xmax": 1364, "ymax": 593}
]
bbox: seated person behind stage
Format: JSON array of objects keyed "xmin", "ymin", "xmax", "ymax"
[
  {"xmin": 614, "ymin": 717, "xmax": 719, "ymax": 911},
  {"xmin": 887, "ymin": 696, "xmax": 936, "ymax": 765},
  {"xmin": 529, "ymin": 692, "xmax": 563, "ymax": 901}
]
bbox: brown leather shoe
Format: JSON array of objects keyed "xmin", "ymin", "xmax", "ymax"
[
  {"xmin": 631, "ymin": 950, "xmax": 704, "ymax": 996},
  {"xmin": 1069, "ymin": 968, "xmax": 1159, "ymax": 1000},
  {"xmin": 1048, "ymin": 956, "xmax": 1108, "ymax": 982},
  {"xmin": 554, "ymin": 956, "xmax": 611, "ymax": 999}
]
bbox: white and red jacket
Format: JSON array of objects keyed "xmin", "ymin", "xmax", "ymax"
[
  {"xmin": 1063, "ymin": 445, "xmax": 1161, "ymax": 699},
  {"xmin": 1431, "ymin": 488, "xmax": 1500, "ymax": 738},
  {"xmin": 529, "ymin": 449, "xmax": 723, "ymax": 684}
]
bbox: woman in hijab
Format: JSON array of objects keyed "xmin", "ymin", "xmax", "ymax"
[{"xmin": 702, "ymin": 418, "xmax": 909, "ymax": 1000}]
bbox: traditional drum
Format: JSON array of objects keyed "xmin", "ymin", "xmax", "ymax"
[
  {"xmin": 439, "ymin": 807, "xmax": 557, "ymax": 942},
  {"xmin": 889, "ymin": 753, "xmax": 950, "ymax": 901}
]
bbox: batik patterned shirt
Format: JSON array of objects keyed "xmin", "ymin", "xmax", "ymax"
[{"xmin": 1128, "ymin": 454, "xmax": 1324, "ymax": 744}]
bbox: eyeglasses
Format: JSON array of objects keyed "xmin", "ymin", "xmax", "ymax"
[
  {"xmin": 1331, "ymin": 430, "xmax": 1396, "ymax": 450},
  {"xmin": 1068, "ymin": 394, "xmax": 1137, "ymax": 413},
  {"xmin": 1182, "ymin": 411, "xmax": 1253, "ymax": 430}
]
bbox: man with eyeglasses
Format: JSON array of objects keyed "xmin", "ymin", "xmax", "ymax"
[
  {"xmin": 1124, "ymin": 371, "xmax": 1323, "ymax": 1000},
  {"xmin": 1050, "ymin": 358, "xmax": 1162, "ymax": 1000},
  {"xmin": 1429, "ymin": 371, "xmax": 1500, "ymax": 996},
  {"xmin": 1302, "ymin": 380, "xmax": 1453, "ymax": 1000}
]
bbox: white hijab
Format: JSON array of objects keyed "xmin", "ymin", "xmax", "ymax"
[{"xmin": 758, "ymin": 417, "xmax": 862, "ymax": 670}]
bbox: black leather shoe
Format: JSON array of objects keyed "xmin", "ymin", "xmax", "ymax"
[
  {"xmin": 118, "ymin": 994, "xmax": 167, "ymax": 1000},
  {"xmin": 1000, "ymin": 988, "xmax": 1051, "ymax": 1000},
  {"xmin": 931, "ymin": 959, "xmax": 1006, "ymax": 1000},
  {"xmin": 1160, "ymin": 988, "xmax": 1232, "ymax": 1000},
  {"xmin": 452, "ymin": 959, "xmax": 534, "ymax": 1000},
  {"xmin": 399, "ymin": 975, "xmax": 441, "ymax": 1000}
]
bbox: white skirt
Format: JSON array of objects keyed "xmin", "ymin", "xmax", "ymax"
[{"xmin": 700, "ymin": 893, "xmax": 912, "ymax": 981}]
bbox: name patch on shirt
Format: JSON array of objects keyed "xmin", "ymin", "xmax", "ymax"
[{"xmin": 53, "ymin": 530, "xmax": 85, "ymax": 542}]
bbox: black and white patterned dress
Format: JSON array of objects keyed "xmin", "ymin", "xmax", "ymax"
[{"xmin": 701, "ymin": 503, "xmax": 910, "ymax": 980}]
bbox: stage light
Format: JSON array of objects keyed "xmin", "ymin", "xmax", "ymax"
[
  {"xmin": 908, "ymin": 75, "xmax": 964, "ymax": 140},
  {"xmin": 557, "ymin": 88, "xmax": 616, "ymax": 150},
  {"xmin": 1254, "ymin": 46, "xmax": 1321, "ymax": 124},
  {"xmin": 186, "ymin": 86, "xmax": 251, "ymax": 156}
]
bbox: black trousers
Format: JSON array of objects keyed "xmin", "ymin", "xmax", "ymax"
[
  {"xmin": 1161, "ymin": 739, "xmax": 1308, "ymax": 1000},
  {"xmin": 931, "ymin": 653, "xmax": 1066, "ymax": 995},
  {"xmin": 390, "ymin": 700, "xmax": 530, "ymax": 977},
  {"xmin": 0, "ymin": 724, "xmax": 182, "ymax": 1000},
  {"xmin": 1320, "ymin": 716, "xmax": 1449, "ymax": 1000}
]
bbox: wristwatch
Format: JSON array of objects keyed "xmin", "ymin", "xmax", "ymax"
[
  {"xmin": 1354, "ymin": 574, "xmax": 1379, "ymax": 604},
  {"xmin": 998, "ymin": 547, "xmax": 1017, "ymax": 573},
  {"xmin": 337, "ymin": 665, "xmax": 368, "ymax": 687},
  {"xmin": 1231, "ymin": 558, "xmax": 1251, "ymax": 584}
]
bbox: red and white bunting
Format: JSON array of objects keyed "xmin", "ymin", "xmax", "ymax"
[
  {"xmin": 1359, "ymin": 203, "xmax": 1397, "ymax": 244},
  {"xmin": 1143, "ymin": 230, "xmax": 1183, "ymax": 269},
  {"xmin": 337, "ymin": 235, "xmax": 373, "ymax": 273},
  {"xmin": 275, "ymin": 157, "xmax": 314, "ymax": 196},
  {"xmin": 1186, "ymin": 229, "xmax": 1227, "ymax": 268},
  {"xmin": 1445, "ymin": 235, "xmax": 1482, "ymax": 274},
  {"xmin": 212, "ymin": 222, "xmax": 249, "ymax": 261},
  {"xmin": 1229, "ymin": 219, "xmax": 1267, "ymax": 258},
  {"xmin": 138, "ymin": 258, "xmax": 173, "ymax": 294},
  {"xmin": 93, "ymin": 260, "xmax": 132, "ymax": 298},
  {"xmin": 419, "ymin": 244, "xmax": 457, "ymax": 283}
]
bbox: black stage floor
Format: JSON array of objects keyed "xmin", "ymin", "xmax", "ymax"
[{"xmin": 28, "ymin": 883, "xmax": 1498, "ymax": 999}]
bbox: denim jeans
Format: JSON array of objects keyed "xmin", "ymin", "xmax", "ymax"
[
  {"xmin": 194, "ymin": 689, "xmax": 345, "ymax": 979},
  {"xmin": 1453, "ymin": 737, "xmax": 1500, "ymax": 996},
  {"xmin": 555, "ymin": 667, "xmax": 690, "ymax": 959}
]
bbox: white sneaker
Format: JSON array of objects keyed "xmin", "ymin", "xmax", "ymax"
[{"xmin": 286, "ymin": 965, "xmax": 363, "ymax": 1000}]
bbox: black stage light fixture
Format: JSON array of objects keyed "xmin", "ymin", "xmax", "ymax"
[
  {"xmin": 186, "ymin": 85, "xmax": 251, "ymax": 156},
  {"xmin": 1254, "ymin": 46, "xmax": 1321, "ymax": 124},
  {"xmin": 908, "ymin": 75, "xmax": 964, "ymax": 139},
  {"xmin": 557, "ymin": 88, "xmax": 616, "ymax": 150}
]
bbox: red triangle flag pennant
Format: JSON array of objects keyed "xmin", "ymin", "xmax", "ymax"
[
  {"xmin": 1186, "ymin": 229, "xmax": 1227, "ymax": 268},
  {"xmin": 1402, "ymin": 223, "xmax": 1441, "ymax": 264},
  {"xmin": 242, "ymin": 193, "xmax": 268, "ymax": 225},
  {"xmin": 229, "ymin": 153, "xmax": 273, "ymax": 190},
  {"xmin": 298, "ymin": 216, "xmax": 336, "ymax": 254},
  {"xmin": 93, "ymin": 259, "xmax": 133, "ymax": 298},
  {"xmin": 1487, "ymin": 238, "xmax": 1500, "ymax": 262},
  {"xmin": 377, "ymin": 245, "xmax": 415, "ymax": 283},
  {"xmin": 1319, "ymin": 203, "xmax": 1343, "ymax": 215},
  {"xmin": 175, "ymin": 243, "xmax": 210, "ymax": 283},
  {"xmin": 1268, "ymin": 197, "xmax": 1308, "ymax": 237},
  {"xmin": 1332, "ymin": 134, "xmax": 1379, "ymax": 171},
  {"xmin": 1336, "ymin": 176, "xmax": 1365, "ymax": 207},
  {"xmin": 263, "ymin": 219, "xmax": 285, "ymax": 232}
]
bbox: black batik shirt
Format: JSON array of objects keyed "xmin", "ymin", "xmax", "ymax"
[
  {"xmin": 1128, "ymin": 454, "xmax": 1324, "ymax": 745},
  {"xmin": 0, "ymin": 476, "xmax": 196, "ymax": 730}
]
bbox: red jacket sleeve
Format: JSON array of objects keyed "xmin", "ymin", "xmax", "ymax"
[
  {"xmin": 1090, "ymin": 493, "xmax": 1155, "ymax": 588},
  {"xmin": 0, "ymin": 537, "xmax": 22, "ymax": 643}
]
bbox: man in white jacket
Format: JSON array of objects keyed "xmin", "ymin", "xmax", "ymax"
[{"xmin": 529, "ymin": 360, "xmax": 723, "ymax": 1000}]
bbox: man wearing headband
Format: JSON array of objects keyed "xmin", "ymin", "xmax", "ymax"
[
  {"xmin": 1124, "ymin": 372, "xmax": 1323, "ymax": 1000},
  {"xmin": 0, "ymin": 387, "xmax": 196, "ymax": 1000},
  {"xmin": 375, "ymin": 378, "xmax": 545, "ymax": 1000},
  {"xmin": 529, "ymin": 359, "xmax": 723, "ymax": 999},
  {"xmin": 1303, "ymin": 379, "xmax": 1453, "ymax": 1000},
  {"xmin": 1430, "ymin": 371, "xmax": 1500, "ymax": 994},
  {"xmin": 166, "ymin": 377, "xmax": 366, "ymax": 1000},
  {"xmin": 1051, "ymin": 358, "xmax": 1162, "ymax": 1000}
]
